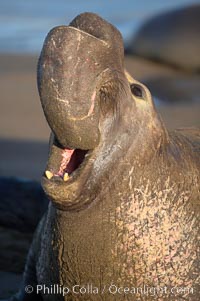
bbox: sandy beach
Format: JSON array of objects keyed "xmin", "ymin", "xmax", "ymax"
[{"xmin": 0, "ymin": 53, "xmax": 200, "ymax": 181}]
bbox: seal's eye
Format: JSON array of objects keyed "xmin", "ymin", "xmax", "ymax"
[{"xmin": 130, "ymin": 84, "xmax": 144, "ymax": 98}]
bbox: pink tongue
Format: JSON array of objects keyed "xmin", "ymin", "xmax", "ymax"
[{"xmin": 57, "ymin": 149, "xmax": 75, "ymax": 177}]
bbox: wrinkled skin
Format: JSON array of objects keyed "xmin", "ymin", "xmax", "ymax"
[{"xmin": 11, "ymin": 13, "xmax": 200, "ymax": 301}]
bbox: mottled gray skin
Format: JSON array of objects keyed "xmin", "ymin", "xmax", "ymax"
[{"xmin": 13, "ymin": 13, "xmax": 199, "ymax": 301}]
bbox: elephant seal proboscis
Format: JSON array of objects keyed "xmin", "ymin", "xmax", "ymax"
[{"xmin": 12, "ymin": 12, "xmax": 200, "ymax": 301}]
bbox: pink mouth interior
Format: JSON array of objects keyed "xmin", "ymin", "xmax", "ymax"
[{"xmin": 56, "ymin": 148, "xmax": 88, "ymax": 177}]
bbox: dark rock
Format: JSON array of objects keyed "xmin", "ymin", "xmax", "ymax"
[
  {"xmin": 0, "ymin": 177, "xmax": 49, "ymax": 275},
  {"xmin": 0, "ymin": 177, "xmax": 48, "ymax": 233},
  {"xmin": 127, "ymin": 4, "xmax": 200, "ymax": 72},
  {"xmin": 0, "ymin": 226, "xmax": 32, "ymax": 273},
  {"xmin": 0, "ymin": 271, "xmax": 22, "ymax": 299}
]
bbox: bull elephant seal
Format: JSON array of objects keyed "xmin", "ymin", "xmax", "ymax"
[
  {"xmin": 127, "ymin": 4, "xmax": 200, "ymax": 71},
  {"xmin": 11, "ymin": 12, "xmax": 199, "ymax": 301}
]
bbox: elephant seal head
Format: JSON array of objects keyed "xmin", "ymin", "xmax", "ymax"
[{"xmin": 38, "ymin": 13, "xmax": 165, "ymax": 210}]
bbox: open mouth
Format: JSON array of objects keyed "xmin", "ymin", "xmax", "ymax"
[
  {"xmin": 41, "ymin": 136, "xmax": 97, "ymax": 209},
  {"xmin": 44, "ymin": 140, "xmax": 90, "ymax": 182}
]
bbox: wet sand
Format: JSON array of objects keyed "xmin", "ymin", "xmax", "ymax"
[{"xmin": 0, "ymin": 54, "xmax": 200, "ymax": 180}]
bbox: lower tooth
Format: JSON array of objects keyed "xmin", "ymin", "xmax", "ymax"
[
  {"xmin": 63, "ymin": 173, "xmax": 69, "ymax": 181},
  {"xmin": 45, "ymin": 170, "xmax": 53, "ymax": 179}
]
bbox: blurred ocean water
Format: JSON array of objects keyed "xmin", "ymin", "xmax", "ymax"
[{"xmin": 0, "ymin": 0, "xmax": 196, "ymax": 54}]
